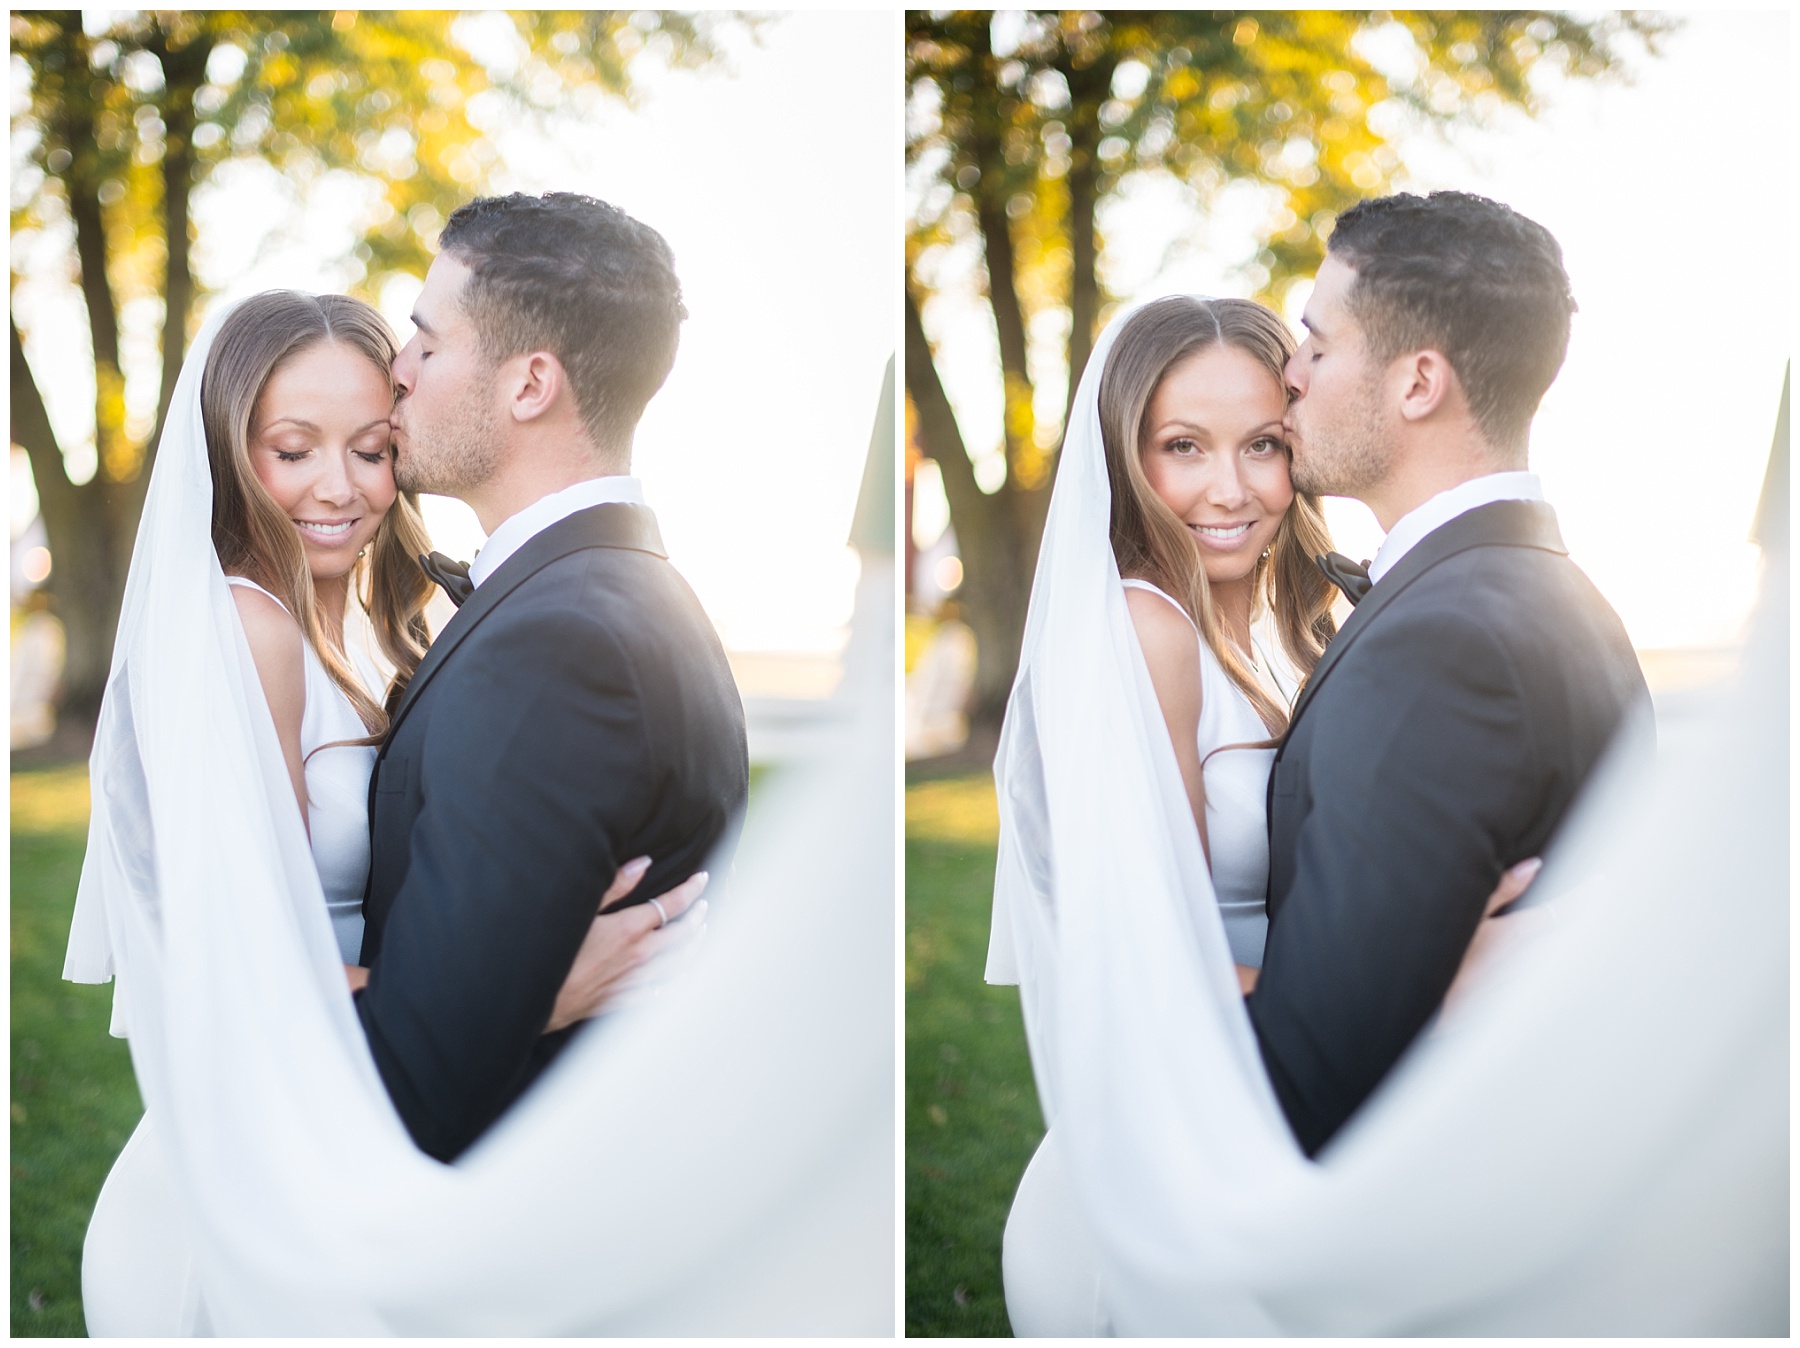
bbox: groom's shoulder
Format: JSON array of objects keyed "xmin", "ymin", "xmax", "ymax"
[
  {"xmin": 1356, "ymin": 530, "xmax": 1639, "ymax": 707},
  {"xmin": 1404, "ymin": 528, "xmax": 1626, "ymax": 633},
  {"xmin": 469, "ymin": 539, "xmax": 731, "ymax": 683},
  {"xmin": 518, "ymin": 539, "xmax": 711, "ymax": 628}
]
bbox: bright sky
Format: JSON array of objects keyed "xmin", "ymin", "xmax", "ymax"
[
  {"xmin": 14, "ymin": 11, "xmax": 896, "ymax": 655},
  {"xmin": 914, "ymin": 12, "xmax": 1789, "ymax": 652}
]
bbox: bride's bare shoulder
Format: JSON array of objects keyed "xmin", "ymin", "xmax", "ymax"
[
  {"xmin": 1123, "ymin": 582, "xmax": 1197, "ymax": 648},
  {"xmin": 227, "ymin": 581, "xmax": 305, "ymax": 715},
  {"xmin": 227, "ymin": 579, "xmax": 300, "ymax": 641},
  {"xmin": 1123, "ymin": 583, "xmax": 1201, "ymax": 704}
]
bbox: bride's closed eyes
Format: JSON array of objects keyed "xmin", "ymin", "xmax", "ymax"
[
  {"xmin": 270, "ymin": 446, "xmax": 392, "ymax": 465},
  {"xmin": 268, "ymin": 446, "xmax": 392, "ymax": 467},
  {"xmin": 260, "ymin": 420, "xmax": 392, "ymax": 464}
]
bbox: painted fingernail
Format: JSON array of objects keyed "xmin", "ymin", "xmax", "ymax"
[
  {"xmin": 623, "ymin": 856, "xmax": 651, "ymax": 877},
  {"xmin": 1513, "ymin": 858, "xmax": 1543, "ymax": 880}
]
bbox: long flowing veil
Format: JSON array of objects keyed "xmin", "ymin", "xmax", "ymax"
[
  {"xmin": 988, "ymin": 300, "xmax": 1786, "ymax": 1333},
  {"xmin": 64, "ymin": 307, "xmax": 893, "ymax": 1334}
]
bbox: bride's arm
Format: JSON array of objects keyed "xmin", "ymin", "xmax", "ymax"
[
  {"xmin": 230, "ymin": 585, "xmax": 309, "ymax": 833},
  {"xmin": 1439, "ymin": 857, "xmax": 1544, "ymax": 1016},
  {"xmin": 1124, "ymin": 587, "xmax": 1210, "ymax": 864},
  {"xmin": 542, "ymin": 863, "xmax": 711, "ymax": 1032},
  {"xmin": 342, "ymin": 863, "xmax": 711, "ymax": 1013}
]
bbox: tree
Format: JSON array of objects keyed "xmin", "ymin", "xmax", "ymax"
[
  {"xmin": 10, "ymin": 10, "xmax": 740, "ymax": 730},
  {"xmin": 905, "ymin": 10, "xmax": 1667, "ymax": 730}
]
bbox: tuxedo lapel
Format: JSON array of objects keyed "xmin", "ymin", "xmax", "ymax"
[
  {"xmin": 1280, "ymin": 500, "xmax": 1567, "ymax": 747},
  {"xmin": 382, "ymin": 502, "xmax": 667, "ymax": 747}
]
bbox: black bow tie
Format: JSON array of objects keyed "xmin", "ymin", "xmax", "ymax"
[
  {"xmin": 418, "ymin": 551, "xmax": 474, "ymax": 608},
  {"xmin": 1316, "ymin": 551, "xmax": 1373, "ymax": 606}
]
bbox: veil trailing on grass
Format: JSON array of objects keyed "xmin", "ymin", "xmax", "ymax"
[
  {"xmin": 986, "ymin": 301, "xmax": 1786, "ymax": 1333},
  {"xmin": 64, "ymin": 306, "xmax": 893, "ymax": 1334}
]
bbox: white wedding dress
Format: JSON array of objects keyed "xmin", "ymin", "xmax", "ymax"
[
  {"xmin": 227, "ymin": 576, "xmax": 379, "ymax": 968},
  {"xmin": 983, "ymin": 297, "xmax": 1784, "ymax": 1335},
  {"xmin": 82, "ymin": 577, "xmax": 379, "ymax": 1335},
  {"xmin": 1000, "ymin": 578, "xmax": 1298, "ymax": 1335},
  {"xmin": 1122, "ymin": 580, "xmax": 1299, "ymax": 972}
]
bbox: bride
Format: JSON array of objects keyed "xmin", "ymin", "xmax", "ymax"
[
  {"xmin": 71, "ymin": 290, "xmax": 702, "ymax": 1335},
  {"xmin": 989, "ymin": 295, "xmax": 1538, "ymax": 1335},
  {"xmin": 1090, "ymin": 297, "xmax": 1334, "ymax": 982}
]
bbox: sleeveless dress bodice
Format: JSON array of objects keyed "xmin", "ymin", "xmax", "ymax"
[
  {"xmin": 225, "ymin": 577, "xmax": 376, "ymax": 965},
  {"xmin": 1122, "ymin": 579, "xmax": 1300, "ymax": 969}
]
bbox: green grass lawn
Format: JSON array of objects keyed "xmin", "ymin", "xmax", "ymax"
[
  {"xmin": 12, "ymin": 764, "xmax": 143, "ymax": 1338},
  {"xmin": 905, "ymin": 773, "xmax": 1042, "ymax": 1338}
]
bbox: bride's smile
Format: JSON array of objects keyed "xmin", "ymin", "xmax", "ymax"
[{"xmin": 291, "ymin": 517, "xmax": 359, "ymax": 542}]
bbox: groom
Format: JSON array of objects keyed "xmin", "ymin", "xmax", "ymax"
[
  {"xmin": 1246, "ymin": 192, "xmax": 1648, "ymax": 1156},
  {"xmin": 353, "ymin": 193, "xmax": 748, "ymax": 1162}
]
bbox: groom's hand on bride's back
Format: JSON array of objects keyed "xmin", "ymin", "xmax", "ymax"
[{"xmin": 542, "ymin": 858, "xmax": 711, "ymax": 1034}]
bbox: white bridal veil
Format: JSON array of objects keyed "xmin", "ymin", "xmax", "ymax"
[
  {"xmin": 64, "ymin": 306, "xmax": 893, "ymax": 1334},
  {"xmin": 987, "ymin": 301, "xmax": 1786, "ymax": 1334}
]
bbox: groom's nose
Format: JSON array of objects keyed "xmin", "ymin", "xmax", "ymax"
[
  {"xmin": 1284, "ymin": 347, "xmax": 1308, "ymax": 399},
  {"xmin": 392, "ymin": 339, "xmax": 417, "ymax": 397}
]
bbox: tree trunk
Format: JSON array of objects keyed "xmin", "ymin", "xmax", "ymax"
[
  {"xmin": 11, "ymin": 320, "xmax": 127, "ymax": 727},
  {"xmin": 50, "ymin": 486, "xmax": 133, "ymax": 729},
  {"xmin": 145, "ymin": 27, "xmax": 212, "ymax": 477},
  {"xmin": 967, "ymin": 21, "xmax": 1038, "ymax": 480},
  {"xmin": 66, "ymin": 164, "xmax": 130, "ymax": 490},
  {"xmin": 1062, "ymin": 53, "xmax": 1112, "ymax": 423},
  {"xmin": 905, "ymin": 292, "xmax": 1039, "ymax": 731},
  {"xmin": 25, "ymin": 47, "xmax": 138, "ymax": 731}
]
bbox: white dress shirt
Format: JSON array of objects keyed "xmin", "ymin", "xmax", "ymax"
[
  {"xmin": 467, "ymin": 475, "xmax": 646, "ymax": 589},
  {"xmin": 1366, "ymin": 471, "xmax": 1545, "ymax": 585}
]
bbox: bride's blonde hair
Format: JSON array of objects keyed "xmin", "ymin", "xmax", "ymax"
[
  {"xmin": 202, "ymin": 291, "xmax": 433, "ymax": 735},
  {"xmin": 1097, "ymin": 296, "xmax": 1337, "ymax": 735}
]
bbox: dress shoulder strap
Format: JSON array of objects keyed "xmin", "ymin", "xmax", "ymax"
[
  {"xmin": 1121, "ymin": 577, "xmax": 1198, "ymax": 633},
  {"xmin": 224, "ymin": 574, "xmax": 292, "ymax": 616}
]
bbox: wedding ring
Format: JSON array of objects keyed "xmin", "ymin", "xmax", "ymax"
[{"xmin": 648, "ymin": 897, "xmax": 669, "ymax": 929}]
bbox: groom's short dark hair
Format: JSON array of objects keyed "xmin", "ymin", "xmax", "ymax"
[
  {"xmin": 1327, "ymin": 191, "xmax": 1575, "ymax": 453},
  {"xmin": 438, "ymin": 192, "xmax": 686, "ymax": 456}
]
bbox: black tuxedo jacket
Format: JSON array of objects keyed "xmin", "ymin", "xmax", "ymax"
[
  {"xmin": 354, "ymin": 502, "xmax": 748, "ymax": 1162},
  {"xmin": 1247, "ymin": 500, "xmax": 1647, "ymax": 1157}
]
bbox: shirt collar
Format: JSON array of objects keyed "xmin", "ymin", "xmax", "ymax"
[
  {"xmin": 467, "ymin": 475, "xmax": 646, "ymax": 588},
  {"xmin": 1366, "ymin": 471, "xmax": 1544, "ymax": 585}
]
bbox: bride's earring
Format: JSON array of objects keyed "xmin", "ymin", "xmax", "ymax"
[{"xmin": 1261, "ymin": 547, "xmax": 1272, "ymax": 560}]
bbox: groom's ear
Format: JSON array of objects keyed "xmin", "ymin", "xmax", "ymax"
[
  {"xmin": 504, "ymin": 350, "xmax": 570, "ymax": 425},
  {"xmin": 1393, "ymin": 348, "xmax": 1462, "ymax": 425}
]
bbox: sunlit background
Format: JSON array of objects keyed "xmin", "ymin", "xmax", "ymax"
[
  {"xmin": 902, "ymin": 18, "xmax": 1788, "ymax": 1332},
  {"xmin": 909, "ymin": 10, "xmax": 1787, "ymax": 682},
  {"xmin": 12, "ymin": 10, "xmax": 895, "ymax": 749},
  {"xmin": 11, "ymin": 15, "xmax": 899, "ymax": 1332}
]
